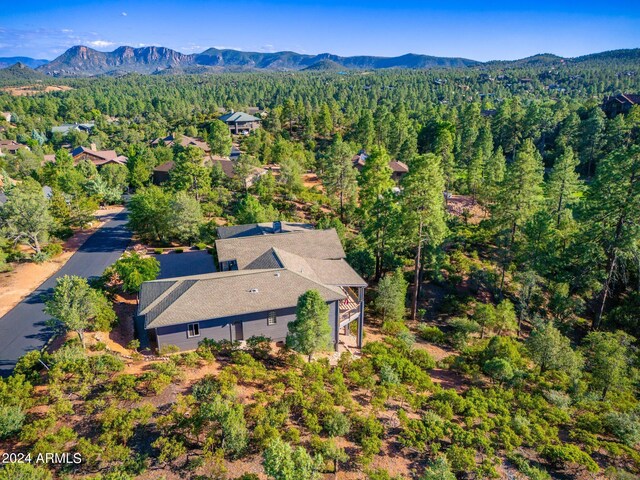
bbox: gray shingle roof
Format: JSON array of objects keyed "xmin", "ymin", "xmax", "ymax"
[
  {"xmin": 215, "ymin": 229, "xmax": 346, "ymax": 269},
  {"xmin": 217, "ymin": 221, "xmax": 313, "ymax": 239},
  {"xmin": 139, "ymin": 268, "xmax": 345, "ymax": 329},
  {"xmin": 219, "ymin": 112, "xmax": 261, "ymax": 123}
]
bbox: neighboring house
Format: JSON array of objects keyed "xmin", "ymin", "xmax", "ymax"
[
  {"xmin": 152, "ymin": 156, "xmax": 266, "ymax": 187},
  {"xmin": 1, "ymin": 112, "xmax": 12, "ymax": 122},
  {"xmin": 211, "ymin": 157, "xmax": 266, "ymax": 188},
  {"xmin": 152, "ymin": 160, "xmax": 175, "ymax": 184},
  {"xmin": 51, "ymin": 122, "xmax": 95, "ymax": 135},
  {"xmin": 602, "ymin": 94, "xmax": 640, "ymax": 118},
  {"xmin": 218, "ymin": 111, "xmax": 261, "ymax": 134},
  {"xmin": 389, "ymin": 160, "xmax": 409, "ymax": 182},
  {"xmin": 71, "ymin": 145, "xmax": 128, "ymax": 167},
  {"xmin": 137, "ymin": 225, "xmax": 366, "ymax": 352},
  {"xmin": 352, "ymin": 152, "xmax": 410, "ymax": 182},
  {"xmin": 0, "ymin": 140, "xmax": 29, "ymax": 156},
  {"xmin": 150, "ymin": 134, "xmax": 211, "ymax": 155}
]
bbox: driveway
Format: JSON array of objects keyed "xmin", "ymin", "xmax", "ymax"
[{"xmin": 0, "ymin": 210, "xmax": 131, "ymax": 377}]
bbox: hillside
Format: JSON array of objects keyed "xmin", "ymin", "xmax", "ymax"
[
  {"xmin": 0, "ymin": 56, "xmax": 48, "ymax": 69},
  {"xmin": 0, "ymin": 62, "xmax": 47, "ymax": 82},
  {"xmin": 39, "ymin": 45, "xmax": 196, "ymax": 76},
  {"xmin": 31, "ymin": 45, "xmax": 640, "ymax": 77}
]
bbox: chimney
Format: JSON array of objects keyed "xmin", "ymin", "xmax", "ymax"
[
  {"xmin": 273, "ymin": 221, "xmax": 282, "ymax": 233},
  {"xmin": 90, "ymin": 143, "xmax": 97, "ymax": 151}
]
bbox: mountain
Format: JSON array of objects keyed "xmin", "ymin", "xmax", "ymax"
[
  {"xmin": 39, "ymin": 45, "xmax": 479, "ymax": 76},
  {"xmin": 0, "ymin": 56, "xmax": 48, "ymax": 69},
  {"xmin": 0, "ymin": 62, "xmax": 47, "ymax": 82},
  {"xmin": 303, "ymin": 59, "xmax": 344, "ymax": 71},
  {"xmin": 39, "ymin": 45, "xmax": 195, "ymax": 76},
  {"xmin": 34, "ymin": 46, "xmax": 640, "ymax": 77}
]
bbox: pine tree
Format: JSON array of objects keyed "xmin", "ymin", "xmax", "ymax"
[
  {"xmin": 359, "ymin": 146, "xmax": 397, "ymax": 279},
  {"xmin": 583, "ymin": 145, "xmax": 640, "ymax": 328},
  {"xmin": 208, "ymin": 119, "xmax": 232, "ymax": 156},
  {"xmin": 546, "ymin": 146, "xmax": 582, "ymax": 227},
  {"xmin": 493, "ymin": 139, "xmax": 544, "ymax": 293},
  {"xmin": 323, "ymin": 136, "xmax": 358, "ymax": 222},
  {"xmin": 401, "ymin": 153, "xmax": 448, "ymax": 319},
  {"xmin": 286, "ymin": 290, "xmax": 332, "ymax": 361}
]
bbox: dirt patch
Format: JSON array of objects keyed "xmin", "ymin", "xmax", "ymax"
[
  {"xmin": 1, "ymin": 85, "xmax": 73, "ymax": 96},
  {"xmin": 447, "ymin": 194, "xmax": 488, "ymax": 224},
  {"xmin": 302, "ymin": 172, "xmax": 324, "ymax": 192},
  {"xmin": 0, "ymin": 207, "xmax": 124, "ymax": 317}
]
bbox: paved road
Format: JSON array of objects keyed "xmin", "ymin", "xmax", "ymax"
[{"xmin": 0, "ymin": 210, "xmax": 131, "ymax": 377}]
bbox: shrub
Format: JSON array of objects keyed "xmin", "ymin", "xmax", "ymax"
[
  {"xmin": 0, "ymin": 405, "xmax": 25, "ymax": 439},
  {"xmin": 194, "ymin": 242, "xmax": 207, "ymax": 250},
  {"xmin": 174, "ymin": 248, "xmax": 184, "ymax": 253},
  {"xmin": 43, "ymin": 242, "xmax": 63, "ymax": 257},
  {"xmin": 381, "ymin": 320, "xmax": 408, "ymax": 336},
  {"xmin": 154, "ymin": 248, "xmax": 163, "ymax": 255},
  {"xmin": 541, "ymin": 443, "xmax": 599, "ymax": 473},
  {"xmin": 446, "ymin": 445, "xmax": 476, "ymax": 473},
  {"xmin": 410, "ymin": 349, "xmax": 436, "ymax": 370},
  {"xmin": 158, "ymin": 344, "xmax": 180, "ymax": 355},
  {"xmin": 322, "ymin": 410, "xmax": 351, "ymax": 437},
  {"xmin": 417, "ymin": 324, "xmax": 446, "ymax": 344},
  {"xmin": 52, "ymin": 226, "xmax": 74, "ymax": 240},
  {"xmin": 604, "ymin": 411, "xmax": 640, "ymax": 447}
]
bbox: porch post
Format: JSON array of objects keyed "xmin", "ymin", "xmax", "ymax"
[{"xmin": 357, "ymin": 286, "xmax": 364, "ymax": 348}]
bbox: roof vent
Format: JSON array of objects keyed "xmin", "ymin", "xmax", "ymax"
[
  {"xmin": 248, "ymin": 288, "xmax": 259, "ymax": 293},
  {"xmin": 274, "ymin": 272, "xmax": 280, "ymax": 277}
]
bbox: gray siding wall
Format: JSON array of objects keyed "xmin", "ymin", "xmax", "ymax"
[{"xmin": 153, "ymin": 300, "xmax": 339, "ymax": 352}]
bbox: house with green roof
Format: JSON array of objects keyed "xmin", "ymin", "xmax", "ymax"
[
  {"xmin": 218, "ymin": 111, "xmax": 261, "ymax": 134},
  {"xmin": 136, "ymin": 223, "xmax": 366, "ymax": 352}
]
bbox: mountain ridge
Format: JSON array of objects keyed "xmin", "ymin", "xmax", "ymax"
[{"xmin": 3, "ymin": 46, "xmax": 637, "ymax": 77}]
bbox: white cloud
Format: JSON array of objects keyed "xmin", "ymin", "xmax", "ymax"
[
  {"xmin": 61, "ymin": 29, "xmax": 73, "ymax": 33},
  {"xmin": 88, "ymin": 40, "xmax": 115, "ymax": 48},
  {"xmin": 259, "ymin": 44, "xmax": 275, "ymax": 53},
  {"xmin": 121, "ymin": 12, "xmax": 128, "ymax": 16}
]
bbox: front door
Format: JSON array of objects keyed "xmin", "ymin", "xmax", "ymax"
[{"xmin": 234, "ymin": 322, "xmax": 244, "ymax": 341}]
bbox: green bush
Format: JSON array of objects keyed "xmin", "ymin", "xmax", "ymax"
[
  {"xmin": 417, "ymin": 324, "xmax": 446, "ymax": 344},
  {"xmin": 541, "ymin": 443, "xmax": 599, "ymax": 473},
  {"xmin": 43, "ymin": 242, "xmax": 63, "ymax": 257},
  {"xmin": 0, "ymin": 405, "xmax": 25, "ymax": 439},
  {"xmin": 194, "ymin": 242, "xmax": 207, "ymax": 250},
  {"xmin": 154, "ymin": 248, "xmax": 163, "ymax": 255},
  {"xmin": 604, "ymin": 411, "xmax": 640, "ymax": 447},
  {"xmin": 174, "ymin": 248, "xmax": 184, "ymax": 253},
  {"xmin": 322, "ymin": 409, "xmax": 351, "ymax": 437}
]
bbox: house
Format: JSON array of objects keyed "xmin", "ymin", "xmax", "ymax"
[
  {"xmin": 389, "ymin": 161, "xmax": 409, "ymax": 182},
  {"xmin": 152, "ymin": 160, "xmax": 175, "ymax": 184},
  {"xmin": 218, "ymin": 111, "xmax": 261, "ymax": 134},
  {"xmin": 150, "ymin": 134, "xmax": 211, "ymax": 155},
  {"xmin": 136, "ymin": 225, "xmax": 366, "ymax": 352},
  {"xmin": 51, "ymin": 122, "xmax": 95, "ymax": 135},
  {"xmin": 217, "ymin": 221, "xmax": 313, "ymax": 239},
  {"xmin": 1, "ymin": 112, "xmax": 11, "ymax": 122},
  {"xmin": 152, "ymin": 156, "xmax": 266, "ymax": 187},
  {"xmin": 0, "ymin": 140, "xmax": 29, "ymax": 156},
  {"xmin": 602, "ymin": 94, "xmax": 640, "ymax": 118},
  {"xmin": 211, "ymin": 157, "xmax": 267, "ymax": 188},
  {"xmin": 352, "ymin": 152, "xmax": 410, "ymax": 182},
  {"xmin": 71, "ymin": 145, "xmax": 128, "ymax": 167}
]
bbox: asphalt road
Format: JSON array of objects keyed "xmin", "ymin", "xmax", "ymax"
[{"xmin": 0, "ymin": 209, "xmax": 131, "ymax": 377}]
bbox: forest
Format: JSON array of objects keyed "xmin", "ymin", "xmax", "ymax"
[{"xmin": 0, "ymin": 58, "xmax": 639, "ymax": 480}]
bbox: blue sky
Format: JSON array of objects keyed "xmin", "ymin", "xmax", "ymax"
[{"xmin": 1, "ymin": 0, "xmax": 639, "ymax": 60}]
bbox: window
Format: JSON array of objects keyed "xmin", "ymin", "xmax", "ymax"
[
  {"xmin": 267, "ymin": 311, "xmax": 277, "ymax": 326},
  {"xmin": 187, "ymin": 323, "xmax": 200, "ymax": 338}
]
